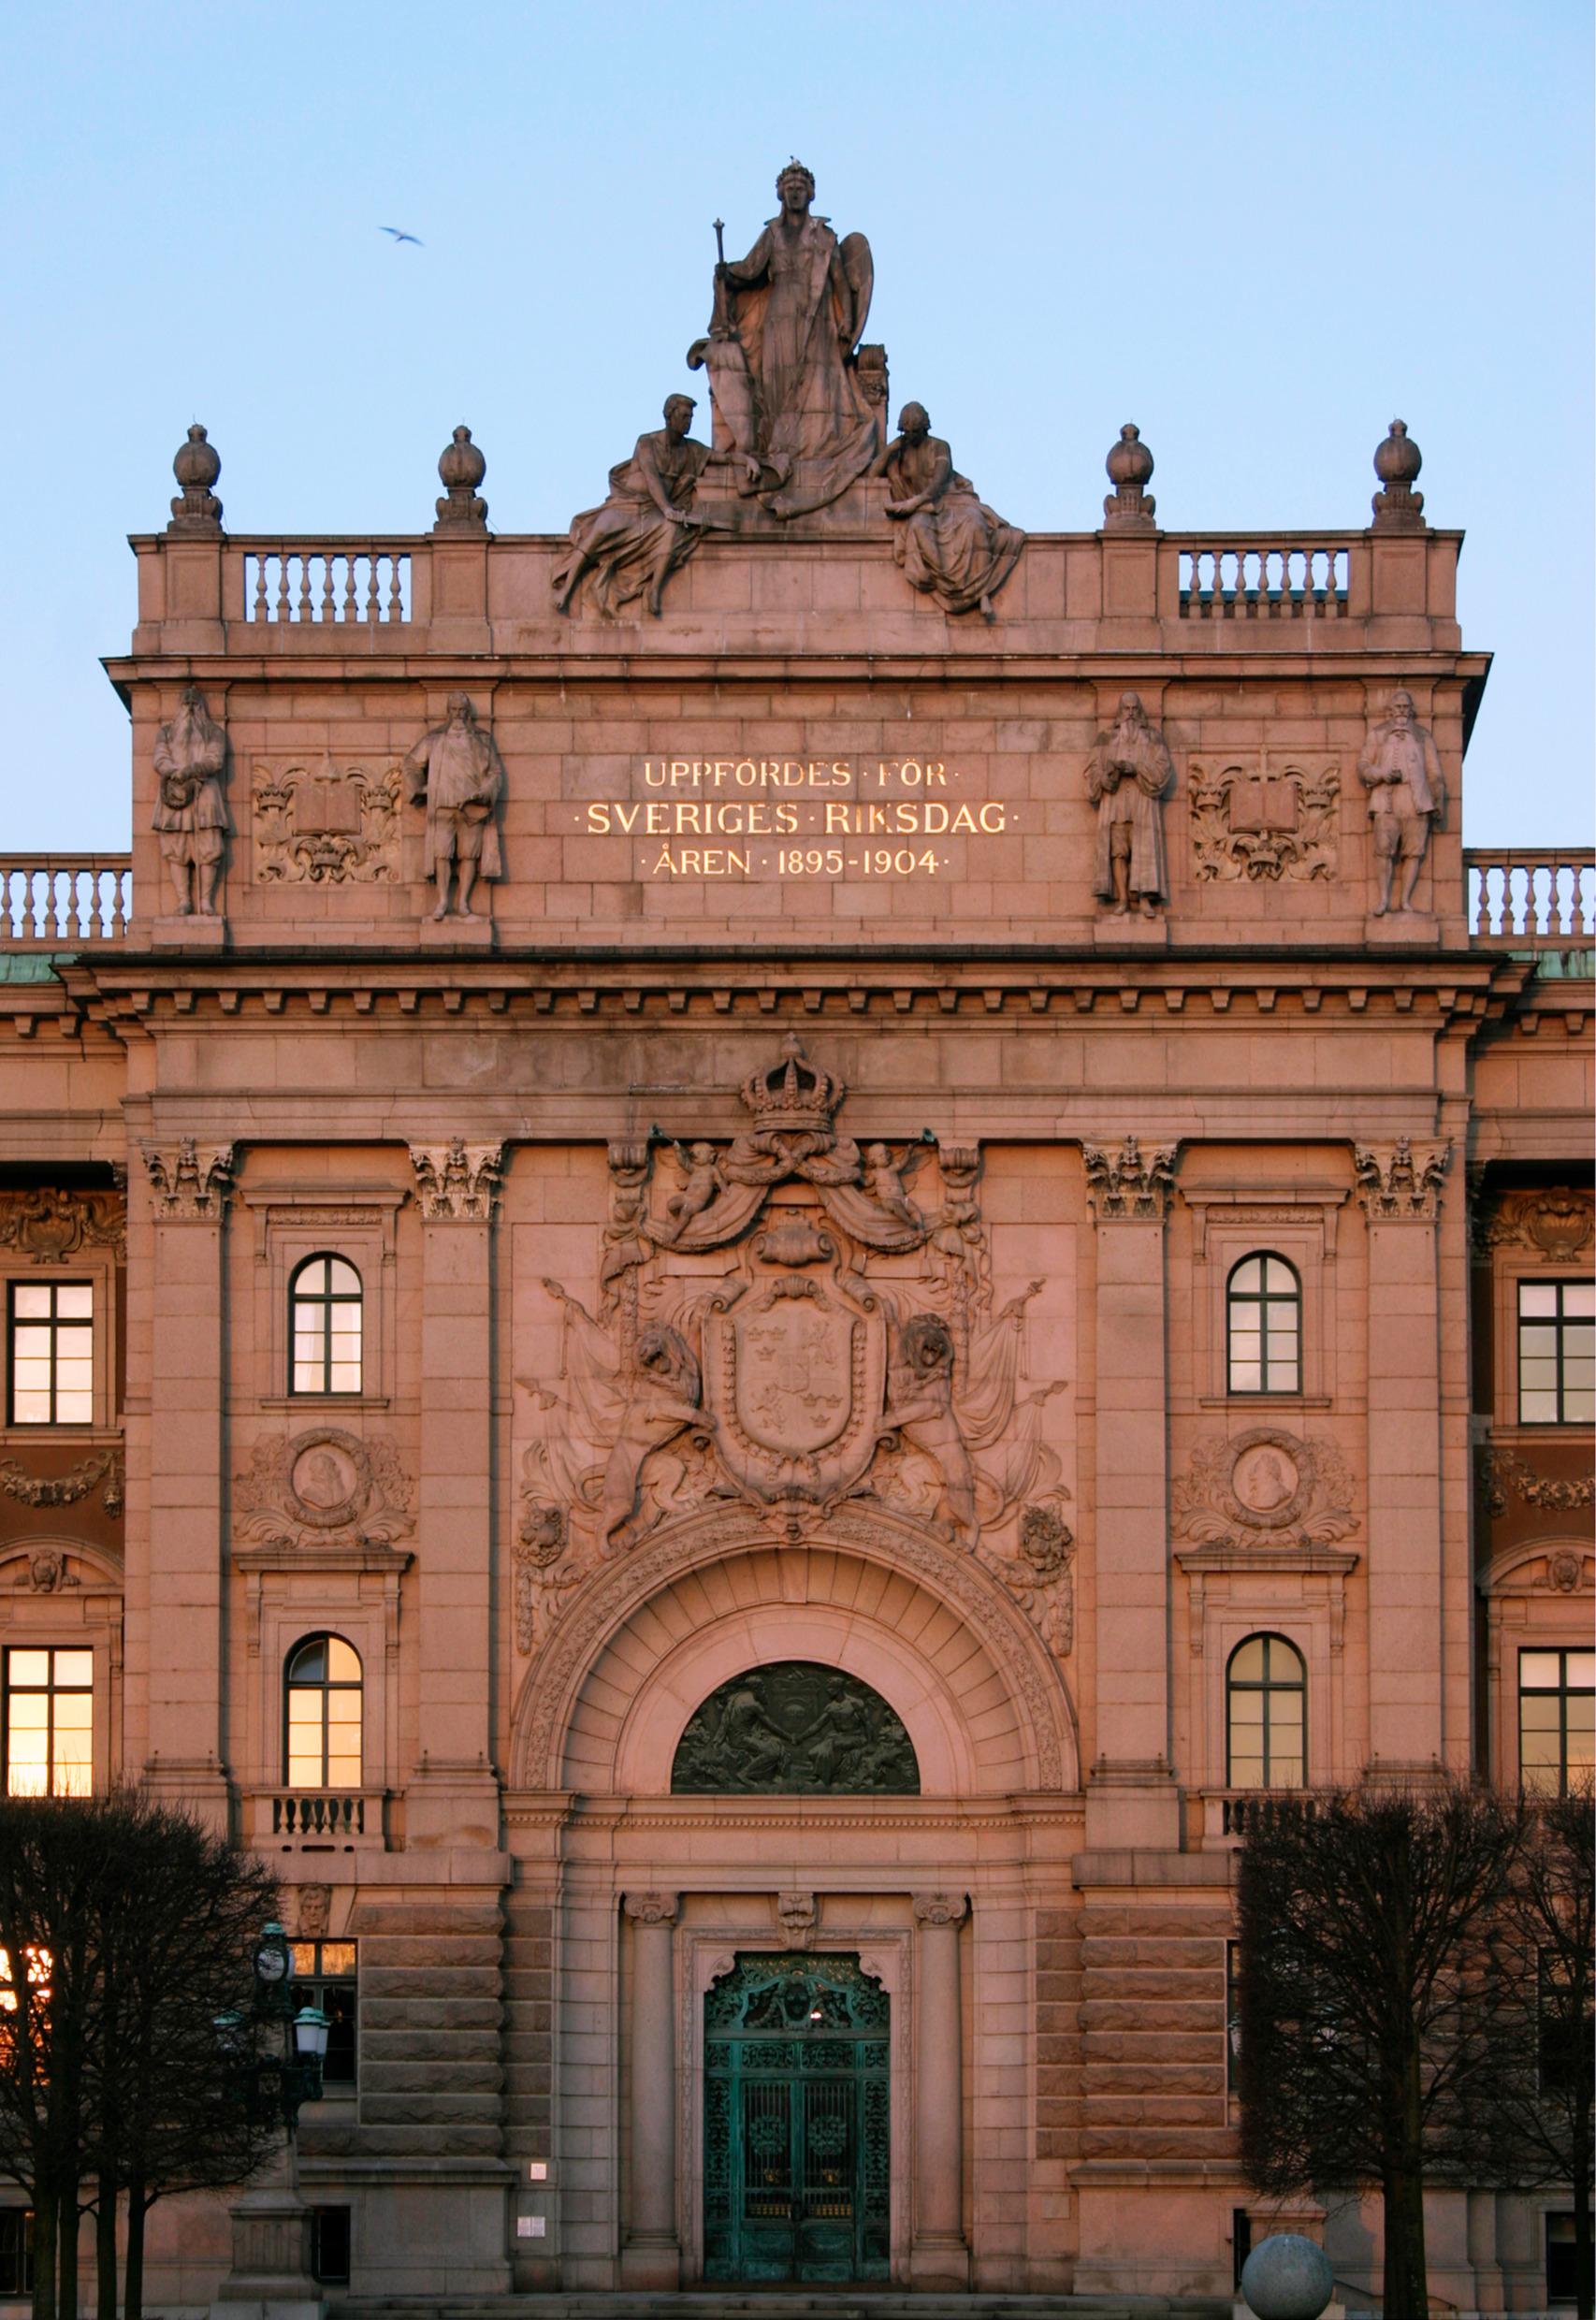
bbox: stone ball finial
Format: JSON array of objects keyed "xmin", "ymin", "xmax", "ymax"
[
  {"xmin": 1240, "ymin": 2234, "xmax": 1334, "ymax": 2320},
  {"xmin": 433, "ymin": 424, "xmax": 489, "ymax": 535},
  {"xmin": 1371, "ymin": 418, "xmax": 1425, "ymax": 530},
  {"xmin": 1102, "ymin": 422, "xmax": 1156, "ymax": 533},
  {"xmin": 167, "ymin": 423, "xmax": 224, "ymax": 536}
]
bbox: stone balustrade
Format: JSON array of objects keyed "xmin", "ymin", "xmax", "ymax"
[
  {"xmin": 0, "ymin": 855, "xmax": 130, "ymax": 948},
  {"xmin": 239, "ymin": 542, "xmax": 412, "ymax": 625},
  {"xmin": 1176, "ymin": 541, "xmax": 1350, "ymax": 619},
  {"xmin": 1465, "ymin": 848, "xmax": 1595, "ymax": 950},
  {"xmin": 1201, "ymin": 1788, "xmax": 1327, "ymax": 1842},
  {"xmin": 244, "ymin": 1787, "xmax": 386, "ymax": 1846}
]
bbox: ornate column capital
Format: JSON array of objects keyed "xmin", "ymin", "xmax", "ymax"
[
  {"xmin": 407, "ymin": 1138, "xmax": 504, "ymax": 1222},
  {"xmin": 1353, "ymin": 1138, "xmax": 1449, "ymax": 1222},
  {"xmin": 141, "ymin": 1138, "xmax": 235, "ymax": 1221},
  {"xmin": 1082, "ymin": 1134, "xmax": 1179, "ymax": 1222},
  {"xmin": 911, "ymin": 1892, "xmax": 968, "ymax": 1929},
  {"xmin": 623, "ymin": 1891, "xmax": 679, "ymax": 1927}
]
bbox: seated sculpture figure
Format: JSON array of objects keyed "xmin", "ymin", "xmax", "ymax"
[
  {"xmin": 553, "ymin": 394, "xmax": 748, "ymax": 619},
  {"xmin": 879, "ymin": 403, "xmax": 1024, "ymax": 619}
]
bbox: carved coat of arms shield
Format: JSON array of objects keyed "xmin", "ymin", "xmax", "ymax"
[{"xmin": 705, "ymin": 1280, "xmax": 885, "ymax": 1501}]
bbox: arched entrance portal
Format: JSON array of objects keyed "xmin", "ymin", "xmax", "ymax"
[{"xmin": 704, "ymin": 1954, "xmax": 890, "ymax": 2284}]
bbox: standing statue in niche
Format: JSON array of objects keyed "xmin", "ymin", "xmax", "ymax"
[
  {"xmin": 1086, "ymin": 691, "xmax": 1174, "ymax": 919},
  {"xmin": 1357, "ymin": 688, "xmax": 1444, "ymax": 916},
  {"xmin": 553, "ymin": 394, "xmax": 749, "ymax": 619},
  {"xmin": 879, "ymin": 402, "xmax": 1024, "ymax": 619},
  {"xmin": 403, "ymin": 692, "xmax": 504, "ymax": 921},
  {"xmin": 689, "ymin": 161, "xmax": 879, "ymax": 518},
  {"xmin": 152, "ymin": 687, "xmax": 229, "ymax": 917}
]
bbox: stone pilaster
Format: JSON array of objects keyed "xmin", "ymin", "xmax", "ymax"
[
  {"xmin": 620, "ymin": 1892, "xmax": 680, "ymax": 2289},
  {"xmin": 910, "ymin": 1893, "xmax": 969, "ymax": 2288},
  {"xmin": 1082, "ymin": 1138, "xmax": 1181, "ymax": 1849},
  {"xmin": 138, "ymin": 1138, "xmax": 234, "ymax": 1825},
  {"xmin": 1355, "ymin": 1138, "xmax": 1450, "ymax": 1767},
  {"xmin": 405, "ymin": 1139, "xmax": 504, "ymax": 1846}
]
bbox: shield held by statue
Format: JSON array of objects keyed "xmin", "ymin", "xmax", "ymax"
[{"xmin": 705, "ymin": 1281, "xmax": 885, "ymax": 1501}]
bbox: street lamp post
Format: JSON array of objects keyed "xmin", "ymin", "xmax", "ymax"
[{"xmin": 209, "ymin": 1923, "xmax": 329, "ymax": 2320}]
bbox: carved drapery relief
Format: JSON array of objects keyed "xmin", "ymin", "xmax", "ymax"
[
  {"xmin": 1082, "ymin": 1135, "xmax": 1178, "ymax": 1222},
  {"xmin": 142, "ymin": 1139, "xmax": 235, "ymax": 1220},
  {"xmin": 407, "ymin": 1139, "xmax": 503, "ymax": 1222},
  {"xmin": 1172, "ymin": 1428, "xmax": 1358, "ymax": 1550},
  {"xmin": 517, "ymin": 1036, "xmax": 1065, "ymax": 1584},
  {"xmin": 1477, "ymin": 1446, "xmax": 1595, "ymax": 1519},
  {"xmin": 1353, "ymin": 1138, "xmax": 1448, "ymax": 1222},
  {"xmin": 670, "ymin": 1662, "xmax": 920, "ymax": 1796},
  {"xmin": 0, "ymin": 1188, "xmax": 124, "ymax": 1264},
  {"xmin": 1188, "ymin": 758, "xmax": 1341, "ymax": 884},
  {"xmin": 1473, "ymin": 1187, "xmax": 1593, "ymax": 1259},
  {"xmin": 0, "ymin": 1448, "xmax": 123, "ymax": 1519},
  {"xmin": 235, "ymin": 1427, "xmax": 414, "ymax": 1550},
  {"xmin": 252, "ymin": 759, "xmax": 402, "ymax": 885}
]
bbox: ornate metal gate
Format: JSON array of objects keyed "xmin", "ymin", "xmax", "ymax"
[{"xmin": 703, "ymin": 1953, "xmax": 890, "ymax": 2282}]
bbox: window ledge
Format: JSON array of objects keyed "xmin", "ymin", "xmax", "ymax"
[
  {"xmin": 1196, "ymin": 1395, "xmax": 1332, "ymax": 1412},
  {"xmin": 253, "ymin": 1396, "xmax": 390, "ymax": 1414}
]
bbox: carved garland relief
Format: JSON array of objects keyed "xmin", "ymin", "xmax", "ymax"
[
  {"xmin": 1171, "ymin": 1427, "xmax": 1359, "ymax": 1549},
  {"xmin": 234, "ymin": 1428, "xmax": 414, "ymax": 1550}
]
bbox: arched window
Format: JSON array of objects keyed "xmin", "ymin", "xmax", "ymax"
[
  {"xmin": 1226, "ymin": 1633, "xmax": 1306, "ymax": 1789},
  {"xmin": 1226, "ymin": 1254, "xmax": 1301, "ymax": 1394},
  {"xmin": 284, "ymin": 1635, "xmax": 362, "ymax": 1788},
  {"xmin": 290, "ymin": 1256, "xmax": 362, "ymax": 1395}
]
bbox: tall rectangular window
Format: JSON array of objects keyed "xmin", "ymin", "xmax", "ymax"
[
  {"xmin": 7, "ymin": 1283, "xmax": 93, "ymax": 1425},
  {"xmin": 1518, "ymin": 1281, "xmax": 1595, "ymax": 1424},
  {"xmin": 0, "ymin": 2211, "xmax": 34, "ymax": 2298},
  {"xmin": 3, "ymin": 1647, "xmax": 94, "ymax": 1797},
  {"xmin": 290, "ymin": 1938, "xmax": 358, "ymax": 2086},
  {"xmin": 1519, "ymin": 1649, "xmax": 1596, "ymax": 1797}
]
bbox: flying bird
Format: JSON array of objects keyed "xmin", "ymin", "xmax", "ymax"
[{"xmin": 380, "ymin": 226, "xmax": 423, "ymax": 246}]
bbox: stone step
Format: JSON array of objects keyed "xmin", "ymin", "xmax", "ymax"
[{"xmin": 329, "ymin": 2296, "xmax": 1235, "ymax": 2320}]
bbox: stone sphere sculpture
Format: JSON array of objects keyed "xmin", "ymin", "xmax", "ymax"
[{"xmin": 1241, "ymin": 2234, "xmax": 1335, "ymax": 2320}]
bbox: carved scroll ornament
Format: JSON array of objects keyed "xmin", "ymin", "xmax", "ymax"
[
  {"xmin": 1474, "ymin": 1187, "xmax": 1593, "ymax": 1259},
  {"xmin": 0, "ymin": 1188, "xmax": 124, "ymax": 1264}
]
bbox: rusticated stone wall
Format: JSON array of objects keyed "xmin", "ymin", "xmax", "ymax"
[
  {"xmin": 1035, "ymin": 1905, "xmax": 1082, "ymax": 2162},
  {"xmin": 350, "ymin": 1897, "xmax": 506, "ymax": 2154},
  {"xmin": 1078, "ymin": 1899, "xmax": 1233, "ymax": 2161}
]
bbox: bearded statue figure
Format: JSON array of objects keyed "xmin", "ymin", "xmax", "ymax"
[{"xmin": 152, "ymin": 686, "xmax": 230, "ymax": 917}]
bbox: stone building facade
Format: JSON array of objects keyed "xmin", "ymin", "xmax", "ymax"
[{"xmin": 0, "ymin": 185, "xmax": 1591, "ymax": 2313}]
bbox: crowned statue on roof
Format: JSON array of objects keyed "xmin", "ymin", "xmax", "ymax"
[{"xmin": 688, "ymin": 159, "xmax": 881, "ymax": 519}]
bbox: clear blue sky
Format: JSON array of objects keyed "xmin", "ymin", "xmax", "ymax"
[{"xmin": 3, "ymin": 0, "xmax": 1589, "ymax": 850}]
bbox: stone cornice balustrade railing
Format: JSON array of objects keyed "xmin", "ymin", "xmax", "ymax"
[
  {"xmin": 1465, "ymin": 848, "xmax": 1596, "ymax": 950},
  {"xmin": 0, "ymin": 856, "xmax": 131, "ymax": 949}
]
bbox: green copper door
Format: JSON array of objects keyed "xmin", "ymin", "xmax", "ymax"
[{"xmin": 704, "ymin": 1954, "xmax": 890, "ymax": 2283}]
